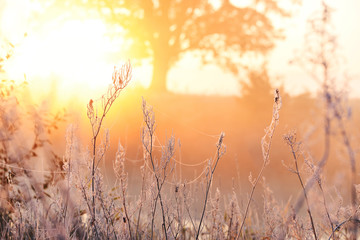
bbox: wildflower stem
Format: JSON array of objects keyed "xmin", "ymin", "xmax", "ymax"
[
  {"xmin": 287, "ymin": 139, "xmax": 318, "ymax": 240},
  {"xmin": 236, "ymin": 90, "xmax": 281, "ymax": 239},
  {"xmin": 195, "ymin": 132, "xmax": 225, "ymax": 240}
]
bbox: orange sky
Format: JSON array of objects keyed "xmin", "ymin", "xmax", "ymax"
[{"xmin": 1, "ymin": 0, "xmax": 360, "ymax": 100}]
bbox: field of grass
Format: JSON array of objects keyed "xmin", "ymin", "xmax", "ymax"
[{"xmin": 1, "ymin": 59, "xmax": 359, "ymax": 240}]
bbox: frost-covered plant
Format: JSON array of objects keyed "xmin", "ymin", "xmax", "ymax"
[
  {"xmin": 291, "ymin": 2, "xmax": 358, "ymax": 238},
  {"xmin": 0, "ymin": 79, "xmax": 65, "ymax": 238},
  {"xmin": 141, "ymin": 97, "xmax": 176, "ymax": 239},
  {"xmin": 237, "ymin": 88, "xmax": 281, "ymax": 238}
]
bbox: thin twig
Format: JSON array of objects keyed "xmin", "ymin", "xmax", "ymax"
[
  {"xmin": 236, "ymin": 89, "xmax": 281, "ymax": 239},
  {"xmin": 284, "ymin": 133, "xmax": 318, "ymax": 240},
  {"xmin": 195, "ymin": 132, "xmax": 225, "ymax": 240}
]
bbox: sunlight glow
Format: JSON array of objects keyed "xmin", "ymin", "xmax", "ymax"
[
  {"xmin": 1, "ymin": 0, "xmax": 359, "ymax": 99},
  {"xmin": 5, "ymin": 20, "xmax": 118, "ymax": 99},
  {"xmin": 1, "ymin": 0, "xmax": 148, "ymax": 103}
]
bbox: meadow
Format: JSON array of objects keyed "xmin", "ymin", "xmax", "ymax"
[
  {"xmin": 0, "ymin": 58, "xmax": 359, "ymax": 239},
  {"xmin": 1, "ymin": 1, "xmax": 360, "ymax": 239}
]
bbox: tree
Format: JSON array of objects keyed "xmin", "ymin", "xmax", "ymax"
[
  {"xmin": 66, "ymin": 0, "xmax": 297, "ymax": 92},
  {"xmin": 241, "ymin": 66, "xmax": 273, "ymax": 107}
]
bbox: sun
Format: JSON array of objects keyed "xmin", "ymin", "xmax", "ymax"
[
  {"xmin": 4, "ymin": 19, "xmax": 124, "ymax": 101},
  {"xmin": 1, "ymin": 0, "xmax": 149, "ymax": 103}
]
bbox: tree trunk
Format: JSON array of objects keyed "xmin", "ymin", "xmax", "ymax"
[{"xmin": 149, "ymin": 49, "xmax": 170, "ymax": 92}]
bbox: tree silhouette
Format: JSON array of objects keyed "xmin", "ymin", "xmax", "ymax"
[
  {"xmin": 241, "ymin": 67, "xmax": 272, "ymax": 101},
  {"xmin": 71, "ymin": 0, "xmax": 297, "ymax": 92},
  {"xmin": 240, "ymin": 66, "xmax": 274, "ymax": 113}
]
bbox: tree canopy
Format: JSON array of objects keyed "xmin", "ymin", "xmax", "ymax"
[{"xmin": 60, "ymin": 0, "xmax": 299, "ymax": 92}]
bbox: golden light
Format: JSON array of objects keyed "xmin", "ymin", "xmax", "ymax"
[
  {"xmin": 1, "ymin": 0, "xmax": 150, "ymax": 104},
  {"xmin": 5, "ymin": 20, "xmax": 119, "ymax": 101}
]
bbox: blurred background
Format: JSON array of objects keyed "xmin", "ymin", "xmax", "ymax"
[{"xmin": 1, "ymin": 0, "xmax": 360, "ymax": 202}]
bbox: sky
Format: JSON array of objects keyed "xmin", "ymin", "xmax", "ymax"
[
  {"xmin": 168, "ymin": 0, "xmax": 360, "ymax": 96},
  {"xmin": 268, "ymin": 0, "xmax": 360, "ymax": 97},
  {"xmin": 1, "ymin": 0, "xmax": 360, "ymax": 99}
]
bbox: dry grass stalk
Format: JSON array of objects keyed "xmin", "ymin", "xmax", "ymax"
[
  {"xmin": 284, "ymin": 131, "xmax": 318, "ymax": 240},
  {"xmin": 236, "ymin": 88, "xmax": 282, "ymax": 239},
  {"xmin": 86, "ymin": 61, "xmax": 132, "ymax": 236},
  {"xmin": 141, "ymin": 97, "xmax": 176, "ymax": 240},
  {"xmin": 195, "ymin": 132, "xmax": 226, "ymax": 240}
]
